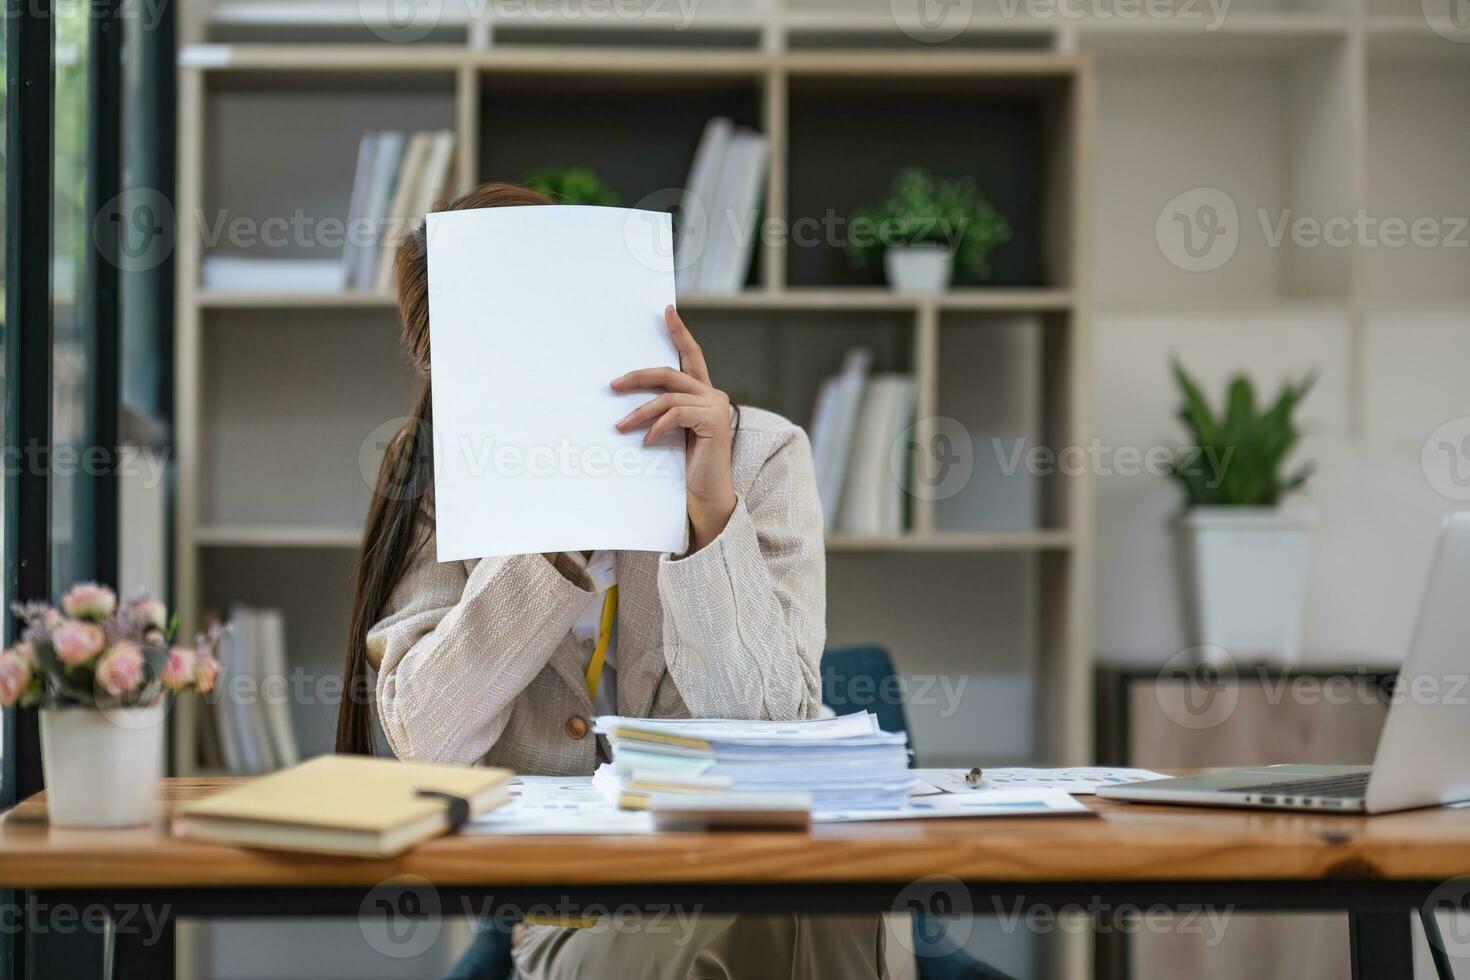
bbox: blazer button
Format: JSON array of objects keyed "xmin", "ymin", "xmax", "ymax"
[{"xmin": 565, "ymin": 716, "xmax": 589, "ymax": 740}]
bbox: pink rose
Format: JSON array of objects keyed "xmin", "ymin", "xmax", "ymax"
[
  {"xmin": 0, "ymin": 649, "xmax": 32, "ymax": 707},
  {"xmin": 61, "ymin": 582, "xmax": 117, "ymax": 621},
  {"xmin": 95, "ymin": 643, "xmax": 145, "ymax": 698},
  {"xmin": 51, "ymin": 620, "xmax": 106, "ymax": 665},
  {"xmin": 193, "ymin": 650, "xmax": 219, "ymax": 694},
  {"xmin": 160, "ymin": 647, "xmax": 196, "ymax": 691},
  {"xmin": 129, "ymin": 596, "xmax": 168, "ymax": 632}
]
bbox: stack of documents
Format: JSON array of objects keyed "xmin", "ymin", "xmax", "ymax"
[{"xmin": 593, "ymin": 712, "xmax": 915, "ymax": 813}]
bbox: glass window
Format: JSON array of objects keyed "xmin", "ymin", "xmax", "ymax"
[
  {"xmin": 52, "ymin": 0, "xmax": 92, "ymax": 594},
  {"xmin": 0, "ymin": 0, "xmax": 9, "ymax": 791}
]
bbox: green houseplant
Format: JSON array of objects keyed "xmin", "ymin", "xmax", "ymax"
[
  {"xmin": 1168, "ymin": 359, "xmax": 1318, "ymax": 664},
  {"xmin": 846, "ymin": 167, "xmax": 1011, "ymax": 292},
  {"xmin": 524, "ymin": 166, "xmax": 621, "ymax": 207}
]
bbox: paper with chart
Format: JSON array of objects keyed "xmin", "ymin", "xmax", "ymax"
[
  {"xmin": 816, "ymin": 788, "xmax": 1089, "ymax": 822},
  {"xmin": 425, "ymin": 205, "xmax": 686, "ymax": 561},
  {"xmin": 916, "ymin": 767, "xmax": 1169, "ymax": 796},
  {"xmin": 463, "ymin": 776, "xmax": 655, "ymax": 835}
]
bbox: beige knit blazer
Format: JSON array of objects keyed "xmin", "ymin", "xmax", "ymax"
[{"xmin": 365, "ymin": 406, "xmax": 827, "ymax": 775}]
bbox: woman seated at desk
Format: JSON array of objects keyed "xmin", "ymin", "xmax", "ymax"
[{"xmin": 335, "ymin": 182, "xmax": 915, "ymax": 980}]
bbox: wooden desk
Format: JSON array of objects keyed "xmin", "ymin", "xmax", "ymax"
[{"xmin": 3, "ymin": 778, "xmax": 1467, "ymax": 978}]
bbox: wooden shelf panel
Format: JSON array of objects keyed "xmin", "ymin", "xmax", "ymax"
[
  {"xmin": 194, "ymin": 525, "xmax": 1073, "ymax": 553},
  {"xmin": 181, "ymin": 44, "xmax": 1087, "ymax": 78},
  {"xmin": 194, "ymin": 525, "xmax": 364, "ymax": 549},
  {"xmin": 1079, "ymin": 14, "xmax": 1352, "ymax": 61},
  {"xmin": 196, "ymin": 288, "xmax": 1076, "ymax": 312}
]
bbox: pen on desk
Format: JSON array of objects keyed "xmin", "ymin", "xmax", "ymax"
[{"xmin": 965, "ymin": 767, "xmax": 984, "ymax": 788}]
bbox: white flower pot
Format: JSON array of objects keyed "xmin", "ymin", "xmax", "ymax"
[
  {"xmin": 884, "ymin": 243, "xmax": 954, "ymax": 293},
  {"xmin": 1176, "ymin": 507, "xmax": 1314, "ymax": 664},
  {"xmin": 39, "ymin": 701, "xmax": 165, "ymax": 828}
]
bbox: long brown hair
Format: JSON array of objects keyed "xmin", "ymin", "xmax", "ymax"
[{"xmin": 337, "ymin": 182, "xmax": 554, "ymax": 755}]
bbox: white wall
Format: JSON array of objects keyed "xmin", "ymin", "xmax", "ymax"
[{"xmin": 1091, "ymin": 307, "xmax": 1470, "ymax": 667}]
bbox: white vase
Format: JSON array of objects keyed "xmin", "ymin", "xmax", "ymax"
[
  {"xmin": 884, "ymin": 243, "xmax": 954, "ymax": 292},
  {"xmin": 39, "ymin": 701, "xmax": 166, "ymax": 828},
  {"xmin": 1176, "ymin": 507, "xmax": 1315, "ymax": 664}
]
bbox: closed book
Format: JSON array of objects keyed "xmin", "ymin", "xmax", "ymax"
[
  {"xmin": 698, "ymin": 130, "xmax": 767, "ymax": 294},
  {"xmin": 675, "ymin": 117, "xmax": 733, "ymax": 294},
  {"xmin": 174, "ymin": 756, "xmax": 513, "ymax": 856},
  {"xmin": 410, "ymin": 130, "xmax": 456, "ymax": 221},
  {"xmin": 255, "ymin": 608, "xmax": 300, "ymax": 769},
  {"xmin": 808, "ymin": 348, "xmax": 872, "ymax": 531},
  {"xmin": 239, "ymin": 607, "xmax": 278, "ymax": 771},
  {"xmin": 372, "ymin": 131, "xmax": 434, "ymax": 293},
  {"xmin": 353, "ymin": 131, "xmax": 407, "ymax": 289},
  {"xmin": 340, "ymin": 133, "xmax": 377, "ymax": 289},
  {"xmin": 838, "ymin": 375, "xmax": 916, "ymax": 536}
]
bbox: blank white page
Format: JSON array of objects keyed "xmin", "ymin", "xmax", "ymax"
[{"xmin": 425, "ymin": 205, "xmax": 686, "ymax": 561}]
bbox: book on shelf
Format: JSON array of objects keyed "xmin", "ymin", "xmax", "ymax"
[
  {"xmin": 174, "ymin": 756, "xmax": 513, "ymax": 857},
  {"xmin": 673, "ymin": 119, "xmax": 766, "ymax": 295},
  {"xmin": 339, "ymin": 132, "xmax": 378, "ymax": 291},
  {"xmin": 836, "ymin": 374, "xmax": 916, "ymax": 536},
  {"xmin": 371, "ymin": 129, "xmax": 457, "ymax": 293},
  {"xmin": 675, "ymin": 116, "xmax": 733, "ymax": 293},
  {"xmin": 371, "ymin": 131, "xmax": 433, "ymax": 291},
  {"xmin": 209, "ymin": 604, "xmax": 301, "ymax": 775},
  {"xmin": 808, "ymin": 348, "xmax": 873, "ymax": 532},
  {"xmin": 353, "ymin": 130, "xmax": 407, "ymax": 290}
]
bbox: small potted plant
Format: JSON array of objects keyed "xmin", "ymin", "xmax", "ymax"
[
  {"xmin": 0, "ymin": 584, "xmax": 222, "ymax": 827},
  {"xmin": 846, "ymin": 167, "xmax": 1011, "ymax": 293},
  {"xmin": 1169, "ymin": 360, "xmax": 1317, "ymax": 664},
  {"xmin": 524, "ymin": 166, "xmax": 621, "ymax": 206}
]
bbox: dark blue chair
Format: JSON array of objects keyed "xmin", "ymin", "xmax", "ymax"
[
  {"xmin": 822, "ymin": 644, "xmax": 1014, "ymax": 980},
  {"xmin": 443, "ymin": 644, "xmax": 1011, "ymax": 980}
]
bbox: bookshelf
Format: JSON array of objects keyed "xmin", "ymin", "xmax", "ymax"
[{"xmin": 173, "ymin": 26, "xmax": 1098, "ymax": 801}]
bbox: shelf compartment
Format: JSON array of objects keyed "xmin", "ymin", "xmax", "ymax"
[
  {"xmin": 477, "ymin": 68, "xmax": 768, "ymax": 289},
  {"xmin": 201, "ymin": 71, "xmax": 457, "ymax": 276},
  {"xmin": 932, "ymin": 311, "xmax": 1080, "ymax": 535},
  {"xmin": 200, "ymin": 310, "xmax": 418, "ymax": 531},
  {"xmin": 199, "ymin": 547, "xmax": 359, "ymax": 760},
  {"xmin": 1092, "ymin": 40, "xmax": 1359, "ymax": 308},
  {"xmin": 784, "ymin": 71, "xmax": 1068, "ymax": 291}
]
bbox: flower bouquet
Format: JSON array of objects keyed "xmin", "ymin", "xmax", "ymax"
[{"xmin": 0, "ymin": 583, "xmax": 222, "ymax": 827}]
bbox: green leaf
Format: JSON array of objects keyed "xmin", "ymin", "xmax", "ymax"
[{"xmin": 1169, "ymin": 361, "xmax": 1316, "ymax": 508}]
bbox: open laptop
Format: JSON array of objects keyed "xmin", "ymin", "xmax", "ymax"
[{"xmin": 1099, "ymin": 512, "xmax": 1470, "ymax": 815}]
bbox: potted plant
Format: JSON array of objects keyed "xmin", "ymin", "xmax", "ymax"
[
  {"xmin": 524, "ymin": 166, "xmax": 621, "ymax": 206},
  {"xmin": 0, "ymin": 584, "xmax": 221, "ymax": 827},
  {"xmin": 1169, "ymin": 360, "xmax": 1317, "ymax": 664},
  {"xmin": 846, "ymin": 167, "xmax": 1011, "ymax": 293}
]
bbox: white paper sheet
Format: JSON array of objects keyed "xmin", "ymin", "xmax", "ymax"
[
  {"xmin": 816, "ymin": 788, "xmax": 1090, "ymax": 822},
  {"xmin": 915, "ymin": 767, "xmax": 1169, "ymax": 796},
  {"xmin": 425, "ymin": 205, "xmax": 687, "ymax": 560},
  {"xmin": 463, "ymin": 776, "xmax": 656, "ymax": 836}
]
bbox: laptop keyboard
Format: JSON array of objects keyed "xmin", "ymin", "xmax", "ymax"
[{"xmin": 1226, "ymin": 771, "xmax": 1370, "ymax": 800}]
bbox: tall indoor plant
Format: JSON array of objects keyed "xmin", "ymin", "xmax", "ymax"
[
  {"xmin": 1169, "ymin": 360, "xmax": 1317, "ymax": 663},
  {"xmin": 0, "ymin": 585, "xmax": 221, "ymax": 827},
  {"xmin": 847, "ymin": 167, "xmax": 1011, "ymax": 292}
]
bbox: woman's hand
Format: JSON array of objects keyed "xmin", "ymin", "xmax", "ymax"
[{"xmin": 612, "ymin": 305, "xmax": 737, "ymax": 554}]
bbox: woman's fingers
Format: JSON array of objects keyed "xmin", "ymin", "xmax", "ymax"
[
  {"xmin": 665, "ymin": 306, "xmax": 710, "ymax": 385},
  {"xmin": 614, "ymin": 392, "xmax": 703, "ymax": 431},
  {"xmin": 645, "ymin": 405, "xmax": 723, "ymax": 445},
  {"xmin": 611, "ymin": 366, "xmax": 706, "ymax": 395}
]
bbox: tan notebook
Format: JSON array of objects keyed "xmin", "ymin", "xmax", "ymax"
[{"xmin": 174, "ymin": 756, "xmax": 512, "ymax": 857}]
